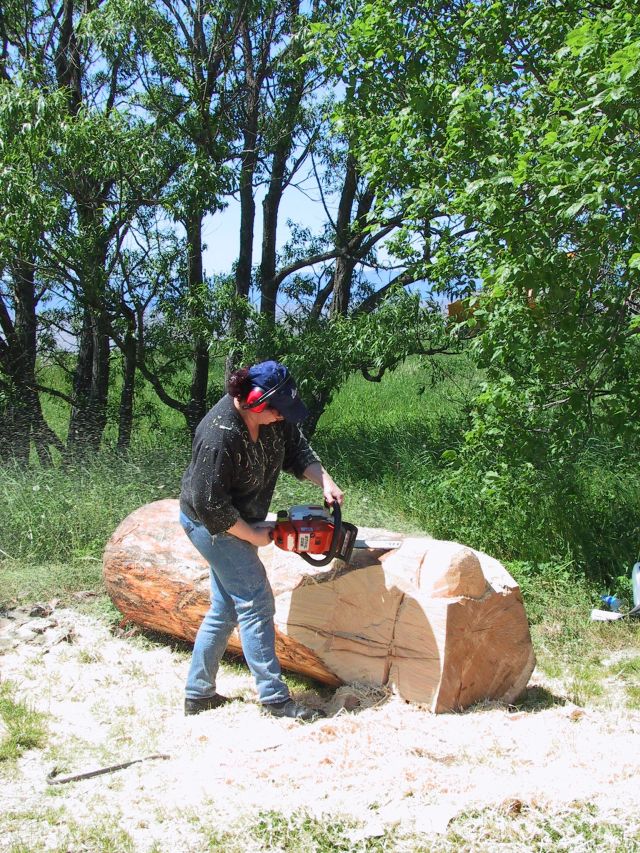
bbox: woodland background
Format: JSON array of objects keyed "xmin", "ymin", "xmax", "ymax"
[{"xmin": 1, "ymin": 0, "xmax": 640, "ymax": 591}]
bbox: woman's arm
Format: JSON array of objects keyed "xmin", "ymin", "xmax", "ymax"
[
  {"xmin": 302, "ymin": 462, "xmax": 344, "ymax": 506},
  {"xmin": 226, "ymin": 517, "xmax": 274, "ymax": 548}
]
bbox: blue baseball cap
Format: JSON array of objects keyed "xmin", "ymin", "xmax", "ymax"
[{"xmin": 247, "ymin": 360, "xmax": 309, "ymax": 423}]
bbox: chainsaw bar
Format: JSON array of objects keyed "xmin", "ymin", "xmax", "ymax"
[{"xmin": 353, "ymin": 538, "xmax": 402, "ymax": 551}]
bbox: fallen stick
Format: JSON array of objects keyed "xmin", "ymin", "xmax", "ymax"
[{"xmin": 46, "ymin": 754, "xmax": 171, "ymax": 785}]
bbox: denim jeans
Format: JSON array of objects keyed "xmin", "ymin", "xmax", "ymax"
[{"xmin": 180, "ymin": 511, "xmax": 290, "ymax": 705}]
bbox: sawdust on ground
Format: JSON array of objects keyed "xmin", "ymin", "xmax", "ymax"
[{"xmin": 1, "ymin": 603, "xmax": 639, "ymax": 851}]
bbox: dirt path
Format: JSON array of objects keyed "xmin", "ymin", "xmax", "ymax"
[{"xmin": 1, "ymin": 604, "xmax": 639, "ymax": 852}]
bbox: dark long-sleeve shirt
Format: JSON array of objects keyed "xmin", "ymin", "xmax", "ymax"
[{"xmin": 180, "ymin": 394, "xmax": 320, "ymax": 535}]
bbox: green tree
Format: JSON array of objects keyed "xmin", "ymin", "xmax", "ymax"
[
  {"xmin": 330, "ymin": 0, "xmax": 640, "ymax": 460},
  {"xmin": 0, "ymin": 86, "xmax": 66, "ymax": 463},
  {"xmin": 443, "ymin": 0, "xmax": 640, "ymax": 460},
  {"xmin": 126, "ymin": 0, "xmax": 242, "ymax": 436},
  {"xmin": 0, "ymin": 1, "xmax": 171, "ymax": 457}
]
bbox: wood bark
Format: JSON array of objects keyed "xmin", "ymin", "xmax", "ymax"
[
  {"xmin": 103, "ymin": 499, "xmax": 536, "ymax": 712},
  {"xmin": 0, "ymin": 257, "xmax": 38, "ymax": 462},
  {"xmin": 184, "ymin": 210, "xmax": 209, "ymax": 439}
]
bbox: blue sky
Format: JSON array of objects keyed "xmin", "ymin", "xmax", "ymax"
[{"xmin": 201, "ymin": 179, "xmax": 333, "ymax": 276}]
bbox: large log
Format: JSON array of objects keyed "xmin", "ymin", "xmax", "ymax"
[{"xmin": 103, "ymin": 499, "xmax": 535, "ymax": 711}]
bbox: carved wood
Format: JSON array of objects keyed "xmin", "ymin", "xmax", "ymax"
[{"xmin": 103, "ymin": 499, "xmax": 535, "ymax": 711}]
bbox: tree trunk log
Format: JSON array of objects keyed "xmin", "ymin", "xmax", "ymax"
[{"xmin": 103, "ymin": 499, "xmax": 536, "ymax": 712}]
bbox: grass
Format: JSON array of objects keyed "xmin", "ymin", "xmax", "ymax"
[
  {"xmin": 254, "ymin": 803, "xmax": 635, "ymax": 852},
  {"xmin": 159, "ymin": 804, "xmax": 640, "ymax": 852},
  {"xmin": 2, "ymin": 804, "xmax": 139, "ymax": 853},
  {"xmin": 2, "ymin": 803, "xmax": 635, "ymax": 853},
  {"xmin": 433, "ymin": 803, "xmax": 636, "ymax": 852},
  {"xmin": 0, "ymin": 680, "xmax": 48, "ymax": 762},
  {"xmin": 223, "ymin": 810, "xmax": 392, "ymax": 852},
  {"xmin": 615, "ymin": 656, "xmax": 640, "ymax": 709},
  {"xmin": 3, "ymin": 354, "xmax": 640, "ymax": 578},
  {"xmin": 311, "ymin": 360, "xmax": 640, "ymax": 582},
  {"xmin": 0, "ymin": 447, "xmax": 187, "ymax": 566},
  {"xmin": 2, "ymin": 807, "xmax": 65, "ymax": 853},
  {"xmin": 507, "ymin": 559, "xmax": 640, "ymax": 709}
]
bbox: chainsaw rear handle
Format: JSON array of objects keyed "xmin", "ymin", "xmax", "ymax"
[{"xmin": 299, "ymin": 500, "xmax": 342, "ymax": 567}]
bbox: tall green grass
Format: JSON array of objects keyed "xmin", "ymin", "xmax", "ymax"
[
  {"xmin": 0, "ymin": 447, "xmax": 187, "ymax": 565},
  {"xmin": 1, "ymin": 354, "xmax": 639, "ymax": 601},
  {"xmin": 0, "ymin": 681, "xmax": 48, "ymax": 762}
]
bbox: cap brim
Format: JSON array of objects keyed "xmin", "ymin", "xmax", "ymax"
[{"xmin": 270, "ymin": 392, "xmax": 309, "ymax": 424}]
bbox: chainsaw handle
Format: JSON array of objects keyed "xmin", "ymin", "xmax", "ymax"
[{"xmin": 300, "ymin": 500, "xmax": 342, "ymax": 567}]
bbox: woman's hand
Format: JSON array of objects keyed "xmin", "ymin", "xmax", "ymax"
[
  {"xmin": 302, "ymin": 462, "xmax": 344, "ymax": 506},
  {"xmin": 227, "ymin": 518, "xmax": 274, "ymax": 548},
  {"xmin": 251, "ymin": 522, "xmax": 276, "ymax": 548},
  {"xmin": 321, "ymin": 476, "xmax": 344, "ymax": 507},
  {"xmin": 251, "ymin": 527, "xmax": 273, "ymax": 548}
]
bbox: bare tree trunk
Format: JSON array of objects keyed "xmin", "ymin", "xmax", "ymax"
[
  {"xmin": 8, "ymin": 258, "xmax": 38, "ymax": 462},
  {"xmin": 65, "ymin": 193, "xmax": 113, "ymax": 457},
  {"xmin": 185, "ymin": 211, "xmax": 209, "ymax": 438},
  {"xmin": 259, "ymin": 154, "xmax": 285, "ymax": 325},
  {"xmin": 329, "ymin": 154, "xmax": 358, "ymax": 319},
  {"xmin": 259, "ymin": 61, "xmax": 306, "ymax": 325},
  {"xmin": 234, "ymin": 15, "xmax": 260, "ymax": 306},
  {"xmin": 66, "ymin": 302, "xmax": 111, "ymax": 455},
  {"xmin": 54, "ymin": 0, "xmax": 82, "ymax": 116},
  {"xmin": 236, "ymin": 141, "xmax": 257, "ymax": 303},
  {"xmin": 116, "ymin": 329, "xmax": 137, "ymax": 452},
  {"xmin": 0, "ymin": 257, "xmax": 61, "ymax": 464},
  {"xmin": 330, "ymin": 156, "xmax": 376, "ymax": 319},
  {"xmin": 31, "ymin": 394, "xmax": 64, "ymax": 465},
  {"xmin": 227, "ymin": 14, "xmax": 272, "ymax": 376},
  {"xmin": 227, "ymin": 116, "xmax": 258, "ymax": 380}
]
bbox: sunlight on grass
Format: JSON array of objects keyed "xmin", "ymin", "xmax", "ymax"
[{"xmin": 0, "ymin": 680, "xmax": 48, "ymax": 762}]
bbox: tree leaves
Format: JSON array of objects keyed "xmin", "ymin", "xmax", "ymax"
[{"xmin": 332, "ymin": 0, "xmax": 640, "ymax": 463}]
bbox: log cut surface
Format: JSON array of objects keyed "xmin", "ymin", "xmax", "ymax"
[{"xmin": 103, "ymin": 499, "xmax": 535, "ymax": 711}]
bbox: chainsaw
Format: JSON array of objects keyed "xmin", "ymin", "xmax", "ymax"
[
  {"xmin": 269, "ymin": 502, "xmax": 402, "ymax": 567},
  {"xmin": 270, "ymin": 501, "xmax": 358, "ymax": 567}
]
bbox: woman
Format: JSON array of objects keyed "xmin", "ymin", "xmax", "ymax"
[{"xmin": 179, "ymin": 360, "xmax": 343, "ymax": 720}]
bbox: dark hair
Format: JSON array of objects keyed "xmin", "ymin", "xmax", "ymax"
[{"xmin": 227, "ymin": 367, "xmax": 253, "ymax": 399}]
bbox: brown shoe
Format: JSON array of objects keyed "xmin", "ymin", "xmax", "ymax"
[{"xmin": 184, "ymin": 694, "xmax": 231, "ymax": 716}]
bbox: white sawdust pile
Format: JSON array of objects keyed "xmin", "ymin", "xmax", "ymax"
[{"xmin": 1, "ymin": 604, "xmax": 639, "ymax": 851}]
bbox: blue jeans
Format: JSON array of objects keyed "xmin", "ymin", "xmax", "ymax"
[{"xmin": 180, "ymin": 511, "xmax": 290, "ymax": 705}]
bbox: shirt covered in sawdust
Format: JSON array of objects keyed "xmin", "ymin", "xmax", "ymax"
[{"xmin": 180, "ymin": 394, "xmax": 320, "ymax": 536}]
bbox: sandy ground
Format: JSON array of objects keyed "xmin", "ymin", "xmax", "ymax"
[{"xmin": 1, "ymin": 602, "xmax": 639, "ymax": 852}]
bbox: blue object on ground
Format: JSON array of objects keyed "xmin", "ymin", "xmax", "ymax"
[{"xmin": 600, "ymin": 594, "xmax": 622, "ymax": 612}]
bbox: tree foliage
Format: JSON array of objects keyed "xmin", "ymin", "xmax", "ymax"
[
  {"xmin": 4, "ymin": 0, "xmax": 638, "ymax": 466},
  {"xmin": 450, "ymin": 0, "xmax": 640, "ymax": 460},
  {"xmin": 332, "ymin": 0, "xmax": 640, "ymax": 463}
]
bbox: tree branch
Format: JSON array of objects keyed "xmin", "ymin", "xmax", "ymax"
[
  {"xmin": 354, "ymin": 268, "xmax": 423, "ymax": 315},
  {"xmin": 273, "ymin": 247, "xmax": 342, "ymax": 288}
]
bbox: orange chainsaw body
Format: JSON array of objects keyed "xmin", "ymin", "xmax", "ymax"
[
  {"xmin": 272, "ymin": 505, "xmax": 334, "ymax": 554},
  {"xmin": 271, "ymin": 504, "xmax": 357, "ymax": 566}
]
